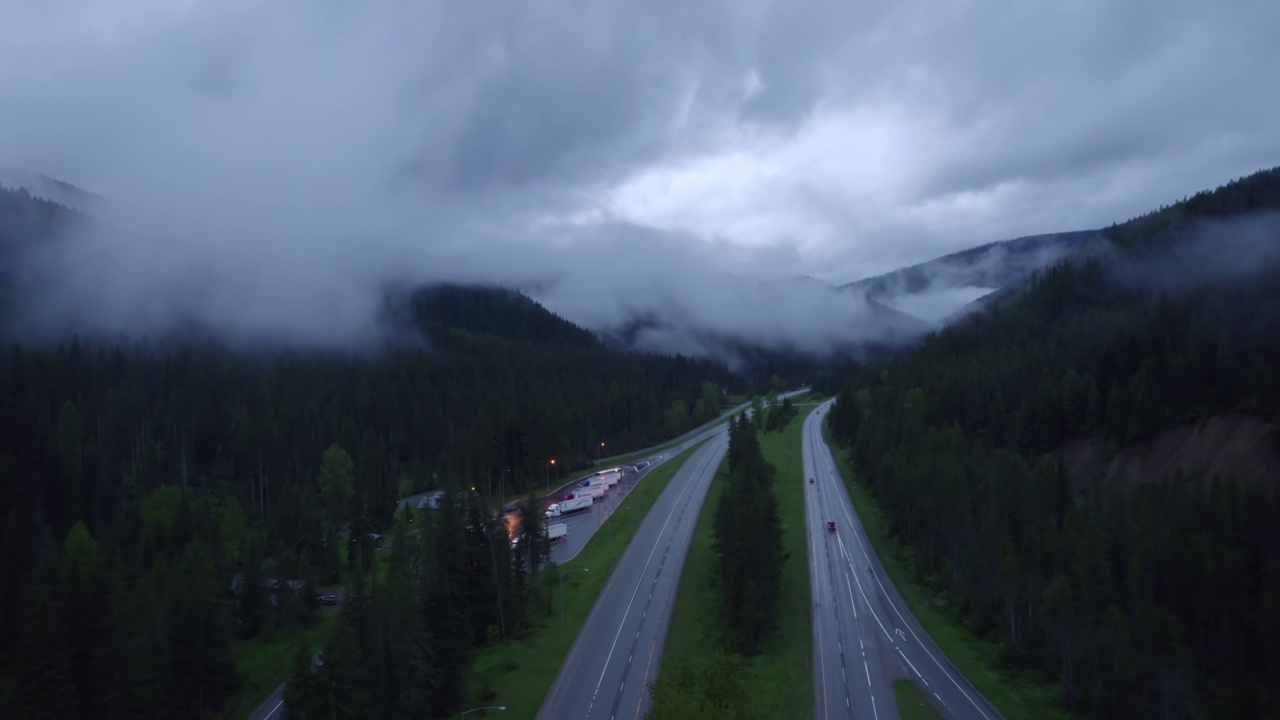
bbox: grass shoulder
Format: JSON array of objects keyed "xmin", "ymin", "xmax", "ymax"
[
  {"xmin": 820, "ymin": 421, "xmax": 1072, "ymax": 720},
  {"xmin": 659, "ymin": 414, "xmax": 813, "ymax": 720},
  {"xmin": 894, "ymin": 679, "xmax": 944, "ymax": 720},
  {"xmin": 225, "ymin": 608, "xmax": 339, "ymax": 719},
  {"xmin": 466, "ymin": 437, "xmax": 712, "ymax": 720}
]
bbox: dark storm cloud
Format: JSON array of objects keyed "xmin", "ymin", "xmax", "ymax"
[{"xmin": 0, "ymin": 0, "xmax": 1277, "ymax": 356}]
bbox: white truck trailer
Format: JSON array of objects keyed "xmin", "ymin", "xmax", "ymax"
[
  {"xmin": 512, "ymin": 522, "xmax": 568, "ymax": 548},
  {"xmin": 571, "ymin": 485, "xmax": 605, "ymax": 500},
  {"xmin": 580, "ymin": 469, "xmax": 622, "ymax": 489},
  {"xmin": 545, "ymin": 495, "xmax": 593, "ymax": 518}
]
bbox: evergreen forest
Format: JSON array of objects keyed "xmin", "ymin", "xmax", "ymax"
[
  {"xmin": 0, "ymin": 192, "xmax": 776, "ymax": 718},
  {"xmin": 817, "ymin": 166, "xmax": 1280, "ymax": 719}
]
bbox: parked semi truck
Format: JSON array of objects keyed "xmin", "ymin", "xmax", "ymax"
[
  {"xmin": 574, "ymin": 485, "xmax": 606, "ymax": 500},
  {"xmin": 579, "ymin": 469, "xmax": 621, "ymax": 489},
  {"xmin": 545, "ymin": 495, "xmax": 593, "ymax": 518},
  {"xmin": 512, "ymin": 522, "xmax": 568, "ymax": 548}
]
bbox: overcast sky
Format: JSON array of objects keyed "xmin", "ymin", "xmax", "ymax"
[{"xmin": 2, "ymin": 0, "xmax": 1278, "ymax": 352}]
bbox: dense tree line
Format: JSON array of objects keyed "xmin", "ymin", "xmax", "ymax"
[
  {"xmin": 1, "ymin": 496, "xmax": 247, "ymax": 719},
  {"xmin": 648, "ymin": 408, "xmax": 792, "ymax": 719},
  {"xmin": 714, "ymin": 415, "xmax": 786, "ymax": 655},
  {"xmin": 818, "ymin": 166, "xmax": 1280, "ymax": 718},
  {"xmin": 284, "ymin": 490, "xmax": 546, "ymax": 719},
  {"xmin": 0, "ymin": 247, "xmax": 748, "ymax": 716},
  {"xmin": 762, "ymin": 395, "xmax": 797, "ymax": 433}
]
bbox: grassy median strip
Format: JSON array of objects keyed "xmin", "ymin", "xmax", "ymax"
[
  {"xmin": 894, "ymin": 679, "xmax": 945, "ymax": 720},
  {"xmin": 661, "ymin": 459, "xmax": 728, "ymax": 662},
  {"xmin": 660, "ymin": 413, "xmax": 814, "ymax": 720},
  {"xmin": 466, "ymin": 437, "xmax": 712, "ymax": 720},
  {"xmin": 752, "ymin": 414, "xmax": 817, "ymax": 719},
  {"xmin": 821, "ymin": 421, "xmax": 1071, "ymax": 720}
]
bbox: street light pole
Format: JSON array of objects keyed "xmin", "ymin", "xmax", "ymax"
[
  {"xmin": 547, "ymin": 458, "xmax": 556, "ymax": 493},
  {"xmin": 460, "ymin": 706, "xmax": 506, "ymax": 719},
  {"xmin": 559, "ymin": 568, "xmax": 590, "ymax": 628}
]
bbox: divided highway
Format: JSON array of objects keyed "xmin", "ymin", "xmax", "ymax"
[
  {"xmin": 541, "ymin": 390, "xmax": 810, "ymax": 565},
  {"xmin": 250, "ymin": 391, "xmax": 804, "ymax": 720},
  {"xmin": 537, "ymin": 433, "xmax": 729, "ymax": 720},
  {"xmin": 804, "ymin": 401, "xmax": 1003, "ymax": 720}
]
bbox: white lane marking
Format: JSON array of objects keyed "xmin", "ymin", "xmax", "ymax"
[
  {"xmin": 588, "ymin": 440, "xmax": 725, "ymax": 708},
  {"xmin": 899, "ymin": 648, "xmax": 926, "ymax": 683},
  {"xmin": 845, "ymin": 573, "xmax": 859, "ymax": 620},
  {"xmin": 839, "ymin": 534, "xmax": 894, "ymax": 643},
  {"xmin": 263, "ymin": 699, "xmax": 284, "ymax": 720},
  {"xmin": 812, "ymin": 415, "xmax": 994, "ymax": 720}
]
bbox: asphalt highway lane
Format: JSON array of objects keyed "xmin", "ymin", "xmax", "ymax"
[
  {"xmin": 537, "ymin": 433, "xmax": 729, "ymax": 720},
  {"xmin": 804, "ymin": 401, "xmax": 1003, "ymax": 720}
]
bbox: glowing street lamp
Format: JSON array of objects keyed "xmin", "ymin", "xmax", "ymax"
[
  {"xmin": 597, "ymin": 441, "xmax": 605, "ymax": 461},
  {"xmin": 546, "ymin": 458, "xmax": 556, "ymax": 492}
]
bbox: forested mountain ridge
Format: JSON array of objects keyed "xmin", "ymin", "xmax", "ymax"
[
  {"xmin": 842, "ymin": 229, "xmax": 1101, "ymax": 300},
  {"xmin": 1105, "ymin": 165, "xmax": 1280, "ymax": 249},
  {"xmin": 818, "ymin": 164, "xmax": 1280, "ymax": 719},
  {"xmin": 0, "ymin": 185, "xmax": 757, "ymax": 717},
  {"xmin": 840, "ymin": 229, "xmax": 1105, "ymax": 324},
  {"xmin": 0, "ymin": 185, "xmax": 83, "ymax": 278},
  {"xmin": 0, "ymin": 168, "xmax": 101, "ymax": 212},
  {"xmin": 401, "ymin": 284, "xmax": 601, "ymax": 348}
]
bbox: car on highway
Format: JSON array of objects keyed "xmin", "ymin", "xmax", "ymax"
[
  {"xmin": 826, "ymin": 521, "xmax": 836, "ymax": 531},
  {"xmin": 809, "ymin": 477, "xmax": 814, "ymax": 484},
  {"xmin": 316, "ymin": 592, "xmax": 339, "ymax": 606}
]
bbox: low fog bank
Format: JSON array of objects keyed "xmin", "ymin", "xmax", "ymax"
[
  {"xmin": 843, "ymin": 230, "xmax": 1103, "ymax": 326},
  {"xmin": 1104, "ymin": 212, "xmax": 1280, "ymax": 291},
  {"xmin": 882, "ymin": 286, "xmax": 996, "ymax": 324},
  {"xmin": 4, "ymin": 200, "xmax": 921, "ymax": 362}
]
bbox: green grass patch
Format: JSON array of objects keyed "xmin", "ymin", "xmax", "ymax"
[
  {"xmin": 662, "ymin": 461, "xmax": 728, "ymax": 660},
  {"xmin": 224, "ymin": 609, "xmax": 339, "ymax": 719},
  {"xmin": 894, "ymin": 679, "xmax": 945, "ymax": 720},
  {"xmin": 661, "ymin": 414, "xmax": 814, "ymax": 720},
  {"xmin": 751, "ymin": 415, "xmax": 817, "ymax": 719},
  {"xmin": 466, "ymin": 437, "xmax": 712, "ymax": 720},
  {"xmin": 821, "ymin": 421, "xmax": 1073, "ymax": 720}
]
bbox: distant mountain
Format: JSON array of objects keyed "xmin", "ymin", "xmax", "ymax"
[
  {"xmin": 396, "ymin": 284, "xmax": 601, "ymax": 349},
  {"xmin": 841, "ymin": 229, "xmax": 1105, "ymax": 324},
  {"xmin": 0, "ymin": 184, "xmax": 86, "ymax": 302},
  {"xmin": 593, "ymin": 273, "xmax": 932, "ymax": 368},
  {"xmin": 0, "ymin": 167, "xmax": 101, "ymax": 212}
]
